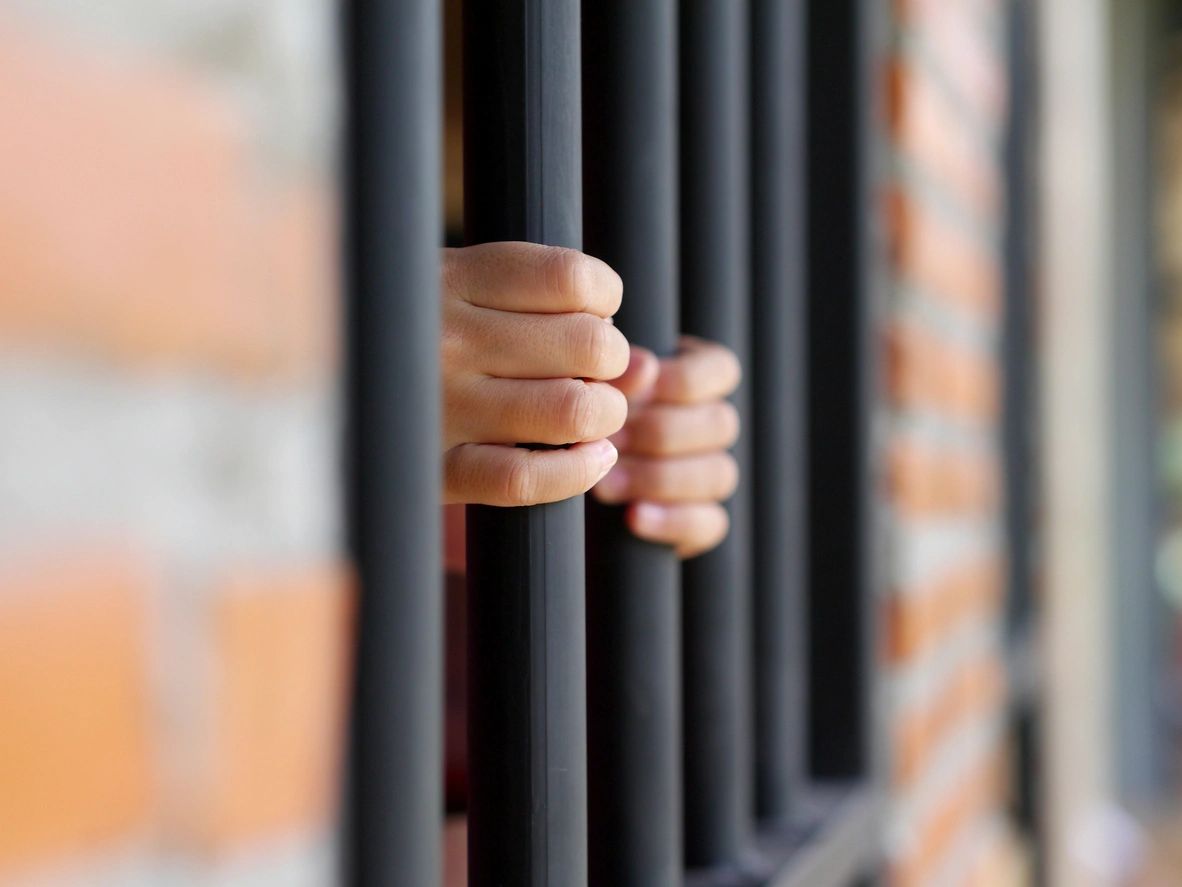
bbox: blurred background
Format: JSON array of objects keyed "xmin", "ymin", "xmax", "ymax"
[{"xmin": 0, "ymin": 0, "xmax": 1180, "ymax": 885}]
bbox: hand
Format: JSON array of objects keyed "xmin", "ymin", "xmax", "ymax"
[
  {"xmin": 593, "ymin": 336, "xmax": 741, "ymax": 558},
  {"xmin": 442, "ymin": 242, "xmax": 630, "ymax": 506}
]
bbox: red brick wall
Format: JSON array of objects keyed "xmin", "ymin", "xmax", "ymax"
[
  {"xmin": 0, "ymin": 7, "xmax": 346, "ymax": 884},
  {"xmin": 879, "ymin": 1, "xmax": 1023, "ymax": 883}
]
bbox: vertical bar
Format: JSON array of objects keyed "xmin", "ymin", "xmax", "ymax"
[
  {"xmin": 679, "ymin": 0, "xmax": 753, "ymax": 869},
  {"xmin": 806, "ymin": 0, "xmax": 870, "ymax": 780},
  {"xmin": 750, "ymin": 0, "xmax": 808, "ymax": 825},
  {"xmin": 343, "ymin": 0, "xmax": 442, "ymax": 884},
  {"xmin": 462, "ymin": 2, "xmax": 587, "ymax": 885},
  {"xmin": 1002, "ymin": 0, "xmax": 1035, "ymax": 637},
  {"xmin": 583, "ymin": 2, "xmax": 681, "ymax": 885},
  {"xmin": 1002, "ymin": 3, "xmax": 1044, "ymax": 879}
]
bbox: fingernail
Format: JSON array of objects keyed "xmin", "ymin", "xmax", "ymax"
[
  {"xmin": 593, "ymin": 439, "xmax": 619, "ymax": 478},
  {"xmin": 633, "ymin": 502, "xmax": 667, "ymax": 531}
]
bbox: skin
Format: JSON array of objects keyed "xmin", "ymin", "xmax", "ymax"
[
  {"xmin": 442, "ymin": 241, "xmax": 740, "ymax": 559},
  {"xmin": 594, "ymin": 336, "xmax": 740, "ymax": 558}
]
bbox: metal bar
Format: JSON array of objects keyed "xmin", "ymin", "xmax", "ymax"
[
  {"xmin": 750, "ymin": 0, "xmax": 808, "ymax": 826},
  {"xmin": 462, "ymin": 1, "xmax": 587, "ymax": 885},
  {"xmin": 582, "ymin": 2, "xmax": 681, "ymax": 885},
  {"xmin": 805, "ymin": 0, "xmax": 870, "ymax": 780},
  {"xmin": 678, "ymin": 0, "xmax": 753, "ymax": 869},
  {"xmin": 1002, "ymin": 0, "xmax": 1037, "ymax": 639},
  {"xmin": 1002, "ymin": 3, "xmax": 1044, "ymax": 879},
  {"xmin": 343, "ymin": 0, "xmax": 443, "ymax": 883}
]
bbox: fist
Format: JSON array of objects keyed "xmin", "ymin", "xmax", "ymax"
[
  {"xmin": 594, "ymin": 336, "xmax": 741, "ymax": 558},
  {"xmin": 442, "ymin": 242, "xmax": 630, "ymax": 506}
]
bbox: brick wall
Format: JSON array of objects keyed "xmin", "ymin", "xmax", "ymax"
[
  {"xmin": 879, "ymin": 1, "xmax": 1024, "ymax": 883},
  {"xmin": 0, "ymin": 3, "xmax": 346, "ymax": 884},
  {"xmin": 0, "ymin": 1, "xmax": 1035, "ymax": 885}
]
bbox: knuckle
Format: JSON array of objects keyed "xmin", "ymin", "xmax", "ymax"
[
  {"xmin": 440, "ymin": 247, "xmax": 467, "ymax": 300},
  {"xmin": 503, "ymin": 455, "xmax": 539, "ymax": 506},
  {"xmin": 440, "ymin": 305, "xmax": 469, "ymax": 368},
  {"xmin": 571, "ymin": 316, "xmax": 611, "ymax": 377},
  {"xmin": 545, "ymin": 247, "xmax": 592, "ymax": 311},
  {"xmin": 558, "ymin": 380, "xmax": 599, "ymax": 441}
]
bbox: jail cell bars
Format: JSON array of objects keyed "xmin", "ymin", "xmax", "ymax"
[{"xmin": 344, "ymin": 1, "xmax": 881, "ymax": 885}]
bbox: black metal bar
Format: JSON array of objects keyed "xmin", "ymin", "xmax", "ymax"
[
  {"xmin": 1002, "ymin": 0, "xmax": 1037, "ymax": 639},
  {"xmin": 1003, "ymin": 3, "xmax": 1044, "ymax": 880},
  {"xmin": 463, "ymin": 2, "xmax": 587, "ymax": 885},
  {"xmin": 750, "ymin": 0, "xmax": 808, "ymax": 826},
  {"xmin": 679, "ymin": 0, "xmax": 753, "ymax": 870},
  {"xmin": 583, "ymin": 2, "xmax": 681, "ymax": 885},
  {"xmin": 806, "ymin": 0, "xmax": 870, "ymax": 780},
  {"xmin": 343, "ymin": 0, "xmax": 442, "ymax": 884}
]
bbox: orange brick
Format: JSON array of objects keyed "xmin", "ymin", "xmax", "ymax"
[
  {"xmin": 884, "ymin": 320, "xmax": 1000, "ymax": 423},
  {"xmin": 887, "ymin": 439, "xmax": 1000, "ymax": 519},
  {"xmin": 891, "ymin": 740, "xmax": 1006, "ymax": 885},
  {"xmin": 0, "ymin": 23, "xmax": 336, "ymax": 379},
  {"xmin": 884, "ymin": 59, "xmax": 1002, "ymax": 224},
  {"xmin": 188, "ymin": 564, "xmax": 352, "ymax": 848},
  {"xmin": 883, "ymin": 188, "xmax": 1002, "ymax": 321},
  {"xmin": 884, "ymin": 557, "xmax": 1002, "ymax": 663},
  {"xmin": 0, "ymin": 552, "xmax": 153, "ymax": 874},
  {"xmin": 893, "ymin": 0, "xmax": 1007, "ymax": 127},
  {"xmin": 892, "ymin": 654, "xmax": 1006, "ymax": 786}
]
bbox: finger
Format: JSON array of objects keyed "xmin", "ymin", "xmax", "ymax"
[
  {"xmin": 626, "ymin": 502, "xmax": 730, "ymax": 558},
  {"xmin": 611, "ymin": 401, "xmax": 740, "ymax": 457},
  {"xmin": 654, "ymin": 337, "xmax": 742, "ymax": 405},
  {"xmin": 609, "ymin": 346, "xmax": 660, "ymax": 402},
  {"xmin": 452, "ymin": 376, "xmax": 628, "ymax": 446},
  {"xmin": 460, "ymin": 307, "xmax": 630, "ymax": 380},
  {"xmin": 443, "ymin": 242, "xmax": 623, "ymax": 318},
  {"xmin": 591, "ymin": 452, "xmax": 739, "ymax": 504},
  {"xmin": 444, "ymin": 439, "xmax": 618, "ymax": 506}
]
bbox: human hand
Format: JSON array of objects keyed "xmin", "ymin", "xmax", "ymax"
[
  {"xmin": 593, "ymin": 336, "xmax": 741, "ymax": 558},
  {"xmin": 442, "ymin": 242, "xmax": 629, "ymax": 506}
]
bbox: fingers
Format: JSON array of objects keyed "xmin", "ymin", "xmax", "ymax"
[
  {"xmin": 654, "ymin": 336, "xmax": 742, "ymax": 405},
  {"xmin": 625, "ymin": 502, "xmax": 730, "ymax": 559},
  {"xmin": 592, "ymin": 452, "xmax": 738, "ymax": 504},
  {"xmin": 456, "ymin": 306, "xmax": 630, "ymax": 380},
  {"xmin": 444, "ymin": 439, "xmax": 618, "ymax": 506},
  {"xmin": 443, "ymin": 242, "xmax": 623, "ymax": 318},
  {"xmin": 609, "ymin": 346, "xmax": 661, "ymax": 402},
  {"xmin": 450, "ymin": 377, "xmax": 628, "ymax": 446},
  {"xmin": 611, "ymin": 401, "xmax": 739, "ymax": 457}
]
